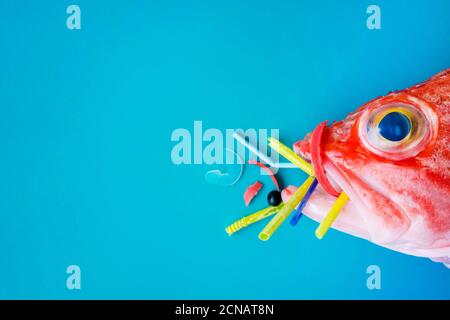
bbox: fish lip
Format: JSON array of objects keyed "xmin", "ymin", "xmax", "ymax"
[
  {"xmin": 321, "ymin": 158, "xmax": 412, "ymax": 245},
  {"xmin": 294, "ymin": 148, "xmax": 411, "ymax": 244},
  {"xmin": 294, "ymin": 130, "xmax": 411, "ymax": 244},
  {"xmin": 311, "ymin": 160, "xmax": 373, "ymax": 240},
  {"xmin": 293, "ymin": 145, "xmax": 369, "ymax": 238}
]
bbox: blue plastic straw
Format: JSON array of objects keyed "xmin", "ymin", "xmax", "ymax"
[{"xmin": 290, "ymin": 178, "xmax": 318, "ymax": 226}]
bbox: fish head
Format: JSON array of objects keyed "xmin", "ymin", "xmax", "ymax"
[{"xmin": 292, "ymin": 69, "xmax": 450, "ymax": 259}]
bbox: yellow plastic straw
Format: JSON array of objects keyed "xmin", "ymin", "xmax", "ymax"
[
  {"xmin": 259, "ymin": 176, "xmax": 315, "ymax": 241},
  {"xmin": 269, "ymin": 136, "xmax": 351, "ymax": 237},
  {"xmin": 268, "ymin": 137, "xmax": 315, "ymax": 176},
  {"xmin": 225, "ymin": 204, "xmax": 284, "ymax": 236},
  {"xmin": 315, "ymin": 192, "xmax": 349, "ymax": 239}
]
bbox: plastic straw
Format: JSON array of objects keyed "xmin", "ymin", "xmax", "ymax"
[
  {"xmin": 290, "ymin": 178, "xmax": 318, "ymax": 226},
  {"xmin": 269, "ymin": 137, "xmax": 351, "ymax": 229},
  {"xmin": 233, "ymin": 131, "xmax": 297, "ymax": 169},
  {"xmin": 315, "ymin": 192, "xmax": 349, "ymax": 239},
  {"xmin": 259, "ymin": 176, "xmax": 315, "ymax": 241},
  {"xmin": 225, "ymin": 204, "xmax": 283, "ymax": 236},
  {"xmin": 268, "ymin": 138, "xmax": 315, "ymax": 176}
]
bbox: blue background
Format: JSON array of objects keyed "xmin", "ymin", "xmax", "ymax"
[{"xmin": 0, "ymin": 0, "xmax": 449, "ymax": 299}]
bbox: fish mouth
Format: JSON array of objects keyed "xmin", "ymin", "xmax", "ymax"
[
  {"xmin": 293, "ymin": 132, "xmax": 411, "ymax": 245},
  {"xmin": 298, "ymin": 157, "xmax": 450, "ymax": 261},
  {"xmin": 292, "ymin": 141, "xmax": 372, "ymax": 241}
]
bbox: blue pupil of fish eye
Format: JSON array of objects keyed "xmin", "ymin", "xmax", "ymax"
[{"xmin": 377, "ymin": 111, "xmax": 412, "ymax": 142}]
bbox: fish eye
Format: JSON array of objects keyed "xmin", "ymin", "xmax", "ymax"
[
  {"xmin": 377, "ymin": 111, "xmax": 412, "ymax": 142},
  {"xmin": 358, "ymin": 99, "xmax": 436, "ymax": 160}
]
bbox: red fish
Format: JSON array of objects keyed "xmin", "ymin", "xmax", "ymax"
[{"xmin": 287, "ymin": 69, "xmax": 450, "ymax": 267}]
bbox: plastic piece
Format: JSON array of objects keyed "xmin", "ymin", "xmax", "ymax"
[
  {"xmin": 258, "ymin": 176, "xmax": 315, "ymax": 241},
  {"xmin": 204, "ymin": 148, "xmax": 243, "ymax": 186},
  {"xmin": 225, "ymin": 204, "xmax": 284, "ymax": 236},
  {"xmin": 268, "ymin": 138, "xmax": 315, "ymax": 176},
  {"xmin": 290, "ymin": 178, "xmax": 318, "ymax": 226},
  {"xmin": 244, "ymin": 181, "xmax": 263, "ymax": 206},
  {"xmin": 248, "ymin": 160, "xmax": 280, "ymax": 191},
  {"xmin": 310, "ymin": 122, "xmax": 340, "ymax": 197},
  {"xmin": 315, "ymin": 192, "xmax": 350, "ymax": 239},
  {"xmin": 233, "ymin": 131, "xmax": 297, "ymax": 168}
]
